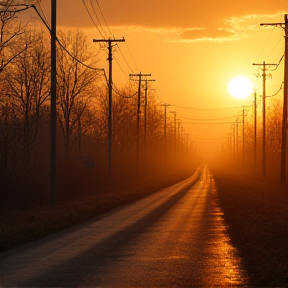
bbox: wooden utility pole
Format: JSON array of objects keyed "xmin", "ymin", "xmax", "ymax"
[
  {"xmin": 129, "ymin": 73, "xmax": 151, "ymax": 175},
  {"xmin": 50, "ymin": 0, "xmax": 57, "ymax": 207},
  {"xmin": 160, "ymin": 103, "xmax": 171, "ymax": 166},
  {"xmin": 253, "ymin": 91, "xmax": 257, "ymax": 172},
  {"xmin": 260, "ymin": 15, "xmax": 288, "ymax": 184},
  {"xmin": 242, "ymin": 105, "xmax": 246, "ymax": 166},
  {"xmin": 236, "ymin": 118, "xmax": 239, "ymax": 160},
  {"xmin": 93, "ymin": 38, "xmax": 125, "ymax": 182},
  {"xmin": 170, "ymin": 111, "xmax": 177, "ymax": 160},
  {"xmin": 143, "ymin": 78, "xmax": 155, "ymax": 166},
  {"xmin": 232, "ymin": 124, "xmax": 236, "ymax": 160},
  {"xmin": 253, "ymin": 62, "xmax": 277, "ymax": 177}
]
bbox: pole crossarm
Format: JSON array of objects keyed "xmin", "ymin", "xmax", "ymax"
[
  {"xmin": 129, "ymin": 73, "xmax": 152, "ymax": 79},
  {"xmin": 253, "ymin": 63, "xmax": 278, "ymax": 66},
  {"xmin": 93, "ymin": 38, "xmax": 125, "ymax": 43},
  {"xmin": 260, "ymin": 23, "xmax": 285, "ymax": 27}
]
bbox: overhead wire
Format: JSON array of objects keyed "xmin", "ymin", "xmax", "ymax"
[
  {"xmin": 124, "ymin": 42, "xmax": 139, "ymax": 71},
  {"xmin": 89, "ymin": 0, "xmax": 107, "ymax": 38},
  {"xmin": 181, "ymin": 121, "xmax": 234, "ymax": 125},
  {"xmin": 84, "ymin": 0, "xmax": 139, "ymax": 86},
  {"xmin": 36, "ymin": 0, "xmax": 49, "ymax": 27},
  {"xmin": 268, "ymin": 53, "xmax": 284, "ymax": 71},
  {"xmin": 115, "ymin": 43, "xmax": 135, "ymax": 73},
  {"xmin": 32, "ymin": 5, "xmax": 104, "ymax": 74},
  {"xmin": 267, "ymin": 81, "xmax": 284, "ymax": 97},
  {"xmin": 112, "ymin": 84, "xmax": 138, "ymax": 98},
  {"xmin": 254, "ymin": 26, "xmax": 276, "ymax": 62},
  {"xmin": 266, "ymin": 28, "xmax": 284, "ymax": 61},
  {"xmin": 170, "ymin": 103, "xmax": 249, "ymax": 111},
  {"xmin": 82, "ymin": 0, "xmax": 105, "ymax": 38},
  {"xmin": 94, "ymin": 0, "xmax": 113, "ymax": 36},
  {"xmin": 114, "ymin": 55, "xmax": 128, "ymax": 76},
  {"xmin": 179, "ymin": 115, "xmax": 239, "ymax": 121}
]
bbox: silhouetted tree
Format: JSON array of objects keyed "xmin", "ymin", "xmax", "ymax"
[
  {"xmin": 1, "ymin": 29, "xmax": 50, "ymax": 165},
  {"xmin": 0, "ymin": 0, "xmax": 27, "ymax": 73},
  {"xmin": 56, "ymin": 29, "xmax": 100, "ymax": 165}
]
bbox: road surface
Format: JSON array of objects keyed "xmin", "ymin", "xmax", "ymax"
[{"xmin": 0, "ymin": 165, "xmax": 248, "ymax": 287}]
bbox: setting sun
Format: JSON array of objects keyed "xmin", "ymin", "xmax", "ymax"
[{"xmin": 228, "ymin": 76, "xmax": 254, "ymax": 100}]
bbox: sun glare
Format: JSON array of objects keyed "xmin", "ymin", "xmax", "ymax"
[{"xmin": 228, "ymin": 76, "xmax": 253, "ymax": 100}]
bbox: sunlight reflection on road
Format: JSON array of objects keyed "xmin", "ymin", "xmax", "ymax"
[{"xmin": 203, "ymin": 177, "xmax": 248, "ymax": 287}]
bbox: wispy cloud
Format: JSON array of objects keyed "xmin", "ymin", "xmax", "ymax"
[{"xmin": 140, "ymin": 12, "xmax": 286, "ymax": 43}]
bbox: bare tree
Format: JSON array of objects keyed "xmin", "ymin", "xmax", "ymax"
[
  {"xmin": 0, "ymin": 0, "xmax": 27, "ymax": 73},
  {"xmin": 56, "ymin": 29, "xmax": 100, "ymax": 164},
  {"xmin": 1, "ymin": 29, "xmax": 50, "ymax": 165}
]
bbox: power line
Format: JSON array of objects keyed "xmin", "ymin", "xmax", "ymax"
[
  {"xmin": 114, "ymin": 55, "xmax": 128, "ymax": 75},
  {"xmin": 89, "ymin": 0, "xmax": 107, "ymax": 38},
  {"xmin": 82, "ymin": 0, "xmax": 105, "ymax": 38},
  {"xmin": 182, "ymin": 121, "xmax": 234, "ymax": 125},
  {"xmin": 269, "ymin": 53, "xmax": 285, "ymax": 71},
  {"xmin": 179, "ymin": 115, "xmax": 238, "ymax": 121},
  {"xmin": 94, "ymin": 0, "xmax": 113, "ymax": 36},
  {"xmin": 36, "ymin": 0, "xmax": 49, "ymax": 27},
  {"xmin": 254, "ymin": 26, "xmax": 276, "ymax": 62},
  {"xmin": 112, "ymin": 83, "xmax": 137, "ymax": 99},
  {"xmin": 266, "ymin": 28, "xmax": 285, "ymax": 61},
  {"xmin": 268, "ymin": 82, "xmax": 284, "ymax": 97},
  {"xmin": 170, "ymin": 103, "xmax": 249, "ymax": 111},
  {"xmin": 124, "ymin": 42, "xmax": 139, "ymax": 71},
  {"xmin": 115, "ymin": 44, "xmax": 135, "ymax": 73},
  {"xmin": 92, "ymin": 0, "xmax": 138, "ymax": 76},
  {"xmin": 33, "ymin": 5, "xmax": 103, "ymax": 73}
]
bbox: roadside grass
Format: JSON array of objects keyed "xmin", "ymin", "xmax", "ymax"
[{"xmin": 211, "ymin": 168, "xmax": 288, "ymax": 287}]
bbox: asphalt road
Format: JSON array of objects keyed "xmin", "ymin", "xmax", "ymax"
[{"xmin": 0, "ymin": 165, "xmax": 248, "ymax": 287}]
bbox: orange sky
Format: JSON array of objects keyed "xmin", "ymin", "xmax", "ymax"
[{"xmin": 25, "ymin": 0, "xmax": 288, "ymax": 158}]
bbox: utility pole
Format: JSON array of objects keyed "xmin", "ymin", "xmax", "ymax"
[
  {"xmin": 93, "ymin": 37, "xmax": 125, "ymax": 183},
  {"xmin": 253, "ymin": 62, "xmax": 277, "ymax": 177},
  {"xmin": 232, "ymin": 124, "xmax": 236, "ymax": 160},
  {"xmin": 161, "ymin": 103, "xmax": 171, "ymax": 167},
  {"xmin": 253, "ymin": 91, "xmax": 257, "ymax": 172},
  {"xmin": 143, "ymin": 78, "xmax": 155, "ymax": 166},
  {"xmin": 50, "ymin": 0, "xmax": 57, "ymax": 207},
  {"xmin": 170, "ymin": 111, "xmax": 177, "ymax": 160},
  {"xmin": 242, "ymin": 105, "xmax": 246, "ymax": 166},
  {"xmin": 260, "ymin": 15, "xmax": 288, "ymax": 183},
  {"xmin": 236, "ymin": 118, "xmax": 239, "ymax": 160},
  {"xmin": 177, "ymin": 119, "xmax": 181, "ymax": 161},
  {"xmin": 129, "ymin": 73, "xmax": 151, "ymax": 175}
]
